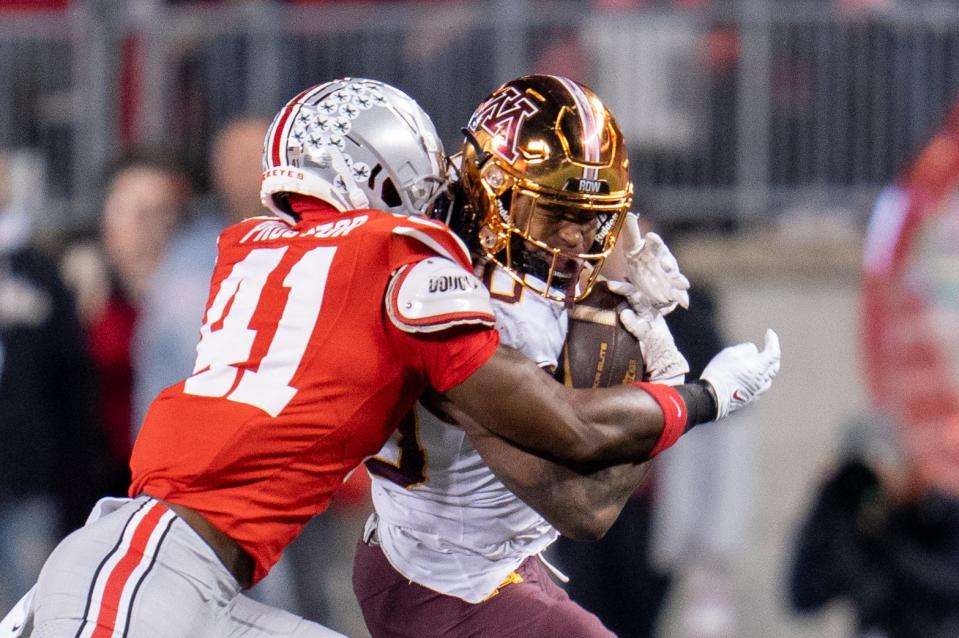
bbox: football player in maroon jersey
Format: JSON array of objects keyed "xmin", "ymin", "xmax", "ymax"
[{"xmin": 353, "ymin": 74, "xmax": 779, "ymax": 638}]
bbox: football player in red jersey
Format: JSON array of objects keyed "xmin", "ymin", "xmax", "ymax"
[
  {"xmin": 7, "ymin": 78, "xmax": 777, "ymax": 638},
  {"xmin": 352, "ymin": 74, "xmax": 775, "ymax": 638}
]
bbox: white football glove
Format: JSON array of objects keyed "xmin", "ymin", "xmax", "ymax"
[
  {"xmin": 620, "ymin": 310, "xmax": 689, "ymax": 385},
  {"xmin": 700, "ymin": 329, "xmax": 781, "ymax": 420},
  {"xmin": 607, "ymin": 213, "xmax": 690, "ymax": 317}
]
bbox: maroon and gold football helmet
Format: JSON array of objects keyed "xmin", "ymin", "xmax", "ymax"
[{"xmin": 459, "ymin": 74, "xmax": 633, "ymax": 302}]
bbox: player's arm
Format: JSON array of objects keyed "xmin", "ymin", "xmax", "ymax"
[
  {"xmin": 443, "ymin": 313, "xmax": 689, "ymax": 540},
  {"xmin": 464, "ymin": 419, "xmax": 651, "ymax": 540},
  {"xmin": 445, "ymin": 347, "xmax": 667, "ymax": 463},
  {"xmin": 444, "ymin": 330, "xmax": 780, "ymax": 466}
]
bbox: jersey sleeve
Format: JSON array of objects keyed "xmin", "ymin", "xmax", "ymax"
[{"xmin": 395, "ymin": 324, "xmax": 500, "ymax": 393}]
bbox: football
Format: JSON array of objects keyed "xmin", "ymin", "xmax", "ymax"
[{"xmin": 557, "ymin": 279, "xmax": 647, "ymax": 388}]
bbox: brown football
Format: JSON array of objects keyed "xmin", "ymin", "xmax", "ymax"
[{"xmin": 556, "ymin": 279, "xmax": 647, "ymax": 388}]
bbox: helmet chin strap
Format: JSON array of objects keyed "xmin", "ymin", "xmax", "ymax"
[
  {"xmin": 461, "ymin": 127, "xmax": 491, "ymax": 167},
  {"xmin": 327, "ymin": 146, "xmax": 369, "ymax": 210},
  {"xmin": 563, "ymin": 261, "xmax": 582, "ymax": 310}
]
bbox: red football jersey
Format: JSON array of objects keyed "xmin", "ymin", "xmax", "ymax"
[{"xmin": 129, "ymin": 204, "xmax": 499, "ymax": 583}]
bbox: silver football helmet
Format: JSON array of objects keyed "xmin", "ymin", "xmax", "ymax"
[{"xmin": 261, "ymin": 78, "xmax": 448, "ymax": 223}]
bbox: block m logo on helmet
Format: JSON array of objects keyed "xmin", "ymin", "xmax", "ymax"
[{"xmin": 468, "ymin": 87, "xmax": 540, "ymax": 164}]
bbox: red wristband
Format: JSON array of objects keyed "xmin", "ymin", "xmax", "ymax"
[{"xmin": 633, "ymin": 382, "xmax": 688, "ymax": 457}]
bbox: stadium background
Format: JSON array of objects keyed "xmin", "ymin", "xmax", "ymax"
[{"xmin": 2, "ymin": 1, "xmax": 958, "ymax": 637}]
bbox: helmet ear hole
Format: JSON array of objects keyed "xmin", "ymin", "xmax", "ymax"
[
  {"xmin": 496, "ymin": 191, "xmax": 513, "ymax": 223},
  {"xmin": 367, "ymin": 163, "xmax": 382, "ymax": 189},
  {"xmin": 274, "ymin": 193, "xmax": 294, "ymax": 216},
  {"xmin": 381, "ymin": 177, "xmax": 402, "ymax": 208}
]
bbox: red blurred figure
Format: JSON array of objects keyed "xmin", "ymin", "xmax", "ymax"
[{"xmin": 862, "ymin": 100, "xmax": 959, "ymax": 497}]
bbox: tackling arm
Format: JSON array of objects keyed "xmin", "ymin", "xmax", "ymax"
[
  {"xmin": 444, "ymin": 345, "xmax": 666, "ymax": 465},
  {"xmin": 444, "ymin": 328, "xmax": 779, "ymax": 539},
  {"xmin": 441, "ymin": 317, "xmax": 684, "ymax": 540},
  {"xmin": 444, "ymin": 330, "xmax": 780, "ymax": 466}
]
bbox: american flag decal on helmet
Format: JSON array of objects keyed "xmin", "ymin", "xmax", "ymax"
[{"xmin": 265, "ymin": 83, "xmax": 328, "ymax": 168}]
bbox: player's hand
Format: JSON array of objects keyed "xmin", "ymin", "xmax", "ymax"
[
  {"xmin": 700, "ymin": 329, "xmax": 781, "ymax": 419},
  {"xmin": 620, "ymin": 311, "xmax": 689, "ymax": 385},
  {"xmin": 607, "ymin": 214, "xmax": 690, "ymax": 316}
]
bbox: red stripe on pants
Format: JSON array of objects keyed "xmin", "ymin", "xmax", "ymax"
[{"xmin": 90, "ymin": 502, "xmax": 167, "ymax": 638}]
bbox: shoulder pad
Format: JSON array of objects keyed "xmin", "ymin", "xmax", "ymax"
[{"xmin": 387, "ymin": 258, "xmax": 496, "ymax": 334}]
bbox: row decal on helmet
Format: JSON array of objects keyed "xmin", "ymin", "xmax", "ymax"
[
  {"xmin": 469, "ymin": 87, "xmax": 540, "ymax": 164},
  {"xmin": 554, "ymin": 75, "xmax": 601, "ymax": 181},
  {"xmin": 386, "ymin": 259, "xmax": 496, "ymax": 334}
]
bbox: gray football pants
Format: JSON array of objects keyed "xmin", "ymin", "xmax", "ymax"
[{"xmin": 29, "ymin": 496, "xmax": 346, "ymax": 638}]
